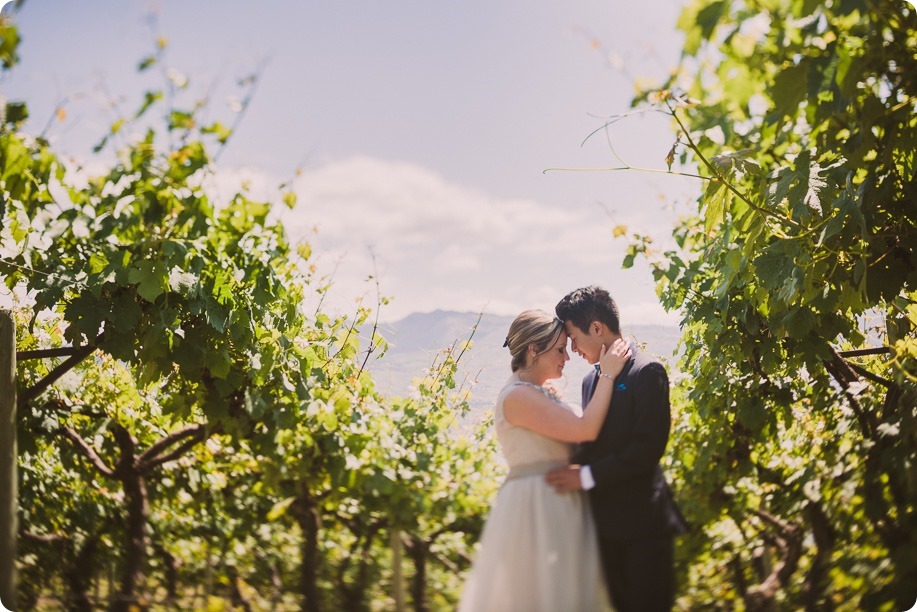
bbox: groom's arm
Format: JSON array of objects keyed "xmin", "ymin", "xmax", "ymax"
[{"xmin": 587, "ymin": 362, "xmax": 671, "ymax": 490}]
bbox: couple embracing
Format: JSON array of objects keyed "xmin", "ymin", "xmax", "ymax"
[{"xmin": 459, "ymin": 286, "xmax": 688, "ymax": 612}]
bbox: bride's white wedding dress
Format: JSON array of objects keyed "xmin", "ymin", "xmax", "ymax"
[{"xmin": 459, "ymin": 374, "xmax": 611, "ymax": 612}]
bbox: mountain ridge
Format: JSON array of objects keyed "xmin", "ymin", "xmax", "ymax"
[{"xmin": 364, "ymin": 310, "xmax": 681, "ymax": 408}]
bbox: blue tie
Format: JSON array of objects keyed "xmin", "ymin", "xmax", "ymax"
[{"xmin": 587, "ymin": 364, "xmax": 601, "ymax": 404}]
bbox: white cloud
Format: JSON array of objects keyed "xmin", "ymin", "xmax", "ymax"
[
  {"xmin": 432, "ymin": 244, "xmax": 482, "ymax": 274},
  {"xmin": 283, "ymin": 156, "xmax": 567, "ymax": 255},
  {"xmin": 624, "ymin": 301, "xmax": 683, "ymax": 326},
  {"xmin": 2, "ymin": 153, "xmax": 676, "ymax": 326},
  {"xmin": 206, "ymin": 156, "xmax": 673, "ymax": 323}
]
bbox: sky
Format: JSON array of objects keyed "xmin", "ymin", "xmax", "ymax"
[{"xmin": 2, "ymin": 0, "xmax": 698, "ymax": 325}]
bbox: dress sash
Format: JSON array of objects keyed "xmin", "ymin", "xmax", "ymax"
[{"xmin": 505, "ymin": 461, "xmax": 568, "ymax": 482}]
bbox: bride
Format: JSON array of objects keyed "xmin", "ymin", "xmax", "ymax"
[{"xmin": 459, "ymin": 309, "xmax": 630, "ymax": 612}]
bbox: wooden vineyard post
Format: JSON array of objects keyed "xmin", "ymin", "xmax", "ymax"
[
  {"xmin": 391, "ymin": 527, "xmax": 405, "ymax": 612},
  {"xmin": 0, "ymin": 311, "xmax": 17, "ymax": 611}
]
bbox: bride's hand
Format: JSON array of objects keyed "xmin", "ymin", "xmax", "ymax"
[{"xmin": 598, "ymin": 339, "xmax": 631, "ymax": 379}]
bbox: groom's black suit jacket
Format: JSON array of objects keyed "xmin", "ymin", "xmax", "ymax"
[{"xmin": 576, "ymin": 344, "xmax": 688, "ymax": 541}]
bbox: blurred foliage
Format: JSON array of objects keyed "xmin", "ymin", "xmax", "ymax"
[
  {"xmin": 623, "ymin": 0, "xmax": 916, "ymax": 608},
  {"xmin": 1, "ymin": 14, "xmax": 499, "ymax": 610}
]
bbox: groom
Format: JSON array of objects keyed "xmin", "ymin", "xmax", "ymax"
[{"xmin": 546, "ymin": 286, "xmax": 687, "ymax": 612}]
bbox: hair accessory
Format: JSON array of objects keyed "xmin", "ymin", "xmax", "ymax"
[{"xmin": 502, "ymin": 336, "xmax": 509, "ymax": 348}]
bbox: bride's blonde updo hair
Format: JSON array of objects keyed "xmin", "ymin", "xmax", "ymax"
[{"xmin": 504, "ymin": 309, "xmax": 565, "ymax": 372}]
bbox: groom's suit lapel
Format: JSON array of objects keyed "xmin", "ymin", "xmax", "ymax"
[
  {"xmin": 586, "ymin": 368, "xmax": 599, "ymax": 403},
  {"xmin": 615, "ymin": 344, "xmax": 638, "ymax": 392},
  {"xmin": 586, "ymin": 341, "xmax": 638, "ymax": 405},
  {"xmin": 576, "ymin": 344, "xmax": 639, "ymax": 469}
]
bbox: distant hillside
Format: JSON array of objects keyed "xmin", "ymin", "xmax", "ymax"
[{"xmin": 364, "ymin": 311, "xmax": 681, "ymax": 408}]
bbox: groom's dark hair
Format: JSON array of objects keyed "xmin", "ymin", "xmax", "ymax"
[{"xmin": 555, "ymin": 286, "xmax": 621, "ymax": 335}]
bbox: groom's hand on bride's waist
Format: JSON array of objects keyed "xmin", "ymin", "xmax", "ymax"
[{"xmin": 545, "ymin": 465, "xmax": 583, "ymax": 493}]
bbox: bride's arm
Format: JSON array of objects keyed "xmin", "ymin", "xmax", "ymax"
[{"xmin": 503, "ymin": 340, "xmax": 630, "ymax": 443}]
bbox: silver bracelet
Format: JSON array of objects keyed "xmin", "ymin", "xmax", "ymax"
[{"xmin": 598, "ymin": 372, "xmax": 614, "ymax": 380}]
